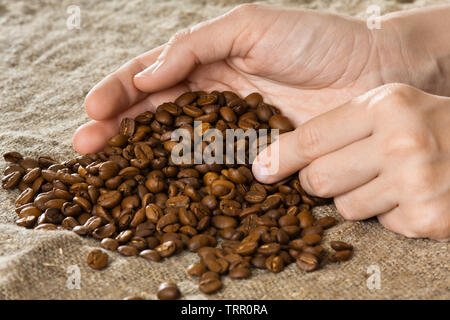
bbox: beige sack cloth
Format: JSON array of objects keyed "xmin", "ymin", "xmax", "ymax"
[{"xmin": 0, "ymin": 0, "xmax": 448, "ymax": 299}]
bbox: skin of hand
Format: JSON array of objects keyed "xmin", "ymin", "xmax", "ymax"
[
  {"xmin": 254, "ymin": 83, "xmax": 450, "ymax": 240},
  {"xmin": 74, "ymin": 3, "xmax": 395, "ymax": 154}
]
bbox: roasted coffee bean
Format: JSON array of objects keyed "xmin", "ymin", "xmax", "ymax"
[
  {"xmin": 187, "ymin": 263, "xmax": 206, "ymax": 277},
  {"xmin": 16, "ymin": 216, "xmax": 37, "ymax": 228},
  {"xmin": 330, "ymin": 241, "xmax": 353, "ymax": 251},
  {"xmin": 229, "ymin": 267, "xmax": 251, "ymax": 279},
  {"xmin": 101, "ymin": 238, "xmax": 119, "ymax": 251},
  {"xmin": 86, "ymin": 249, "xmax": 109, "ymax": 270},
  {"xmin": 257, "ymin": 243, "xmax": 280, "ymax": 256},
  {"xmin": 314, "ymin": 217, "xmax": 338, "ymax": 229},
  {"xmin": 117, "ymin": 245, "xmax": 139, "ymax": 256},
  {"xmin": 296, "ymin": 252, "xmax": 320, "ymax": 272},
  {"xmin": 157, "ymin": 282, "xmax": 181, "ymax": 300},
  {"xmin": 97, "ymin": 190, "xmax": 122, "ymax": 208},
  {"xmin": 268, "ymin": 115, "xmax": 293, "ymax": 133},
  {"xmin": 265, "ymin": 255, "xmax": 284, "ymax": 273},
  {"xmin": 199, "ymin": 275, "xmax": 222, "ymax": 294},
  {"xmin": 140, "ymin": 249, "xmax": 161, "ymax": 262},
  {"xmin": 3, "ymin": 151, "xmax": 23, "ymax": 163},
  {"xmin": 328, "ymin": 249, "xmax": 352, "ymax": 262}
]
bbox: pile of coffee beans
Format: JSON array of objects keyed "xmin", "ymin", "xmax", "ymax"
[{"xmin": 1, "ymin": 90, "xmax": 353, "ymax": 298}]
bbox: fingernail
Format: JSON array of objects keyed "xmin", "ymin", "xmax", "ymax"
[
  {"xmin": 135, "ymin": 60, "xmax": 163, "ymax": 78},
  {"xmin": 252, "ymin": 160, "xmax": 271, "ymax": 181}
]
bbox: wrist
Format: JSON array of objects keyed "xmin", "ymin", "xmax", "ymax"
[{"xmin": 370, "ymin": 6, "xmax": 450, "ymax": 96}]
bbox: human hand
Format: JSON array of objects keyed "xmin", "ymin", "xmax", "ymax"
[
  {"xmin": 74, "ymin": 4, "xmax": 386, "ymax": 155},
  {"xmin": 253, "ymin": 83, "xmax": 450, "ymax": 240}
]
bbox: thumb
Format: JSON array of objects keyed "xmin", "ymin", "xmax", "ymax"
[{"xmin": 133, "ymin": 5, "xmax": 253, "ymax": 92}]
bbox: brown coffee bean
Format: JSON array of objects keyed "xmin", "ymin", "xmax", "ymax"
[
  {"xmin": 211, "ymin": 215, "xmax": 237, "ymax": 229},
  {"xmin": 296, "ymin": 252, "xmax": 319, "ymax": 272},
  {"xmin": 16, "ymin": 216, "xmax": 37, "ymax": 228},
  {"xmin": 86, "ymin": 249, "xmax": 108, "ymax": 270},
  {"xmin": 328, "ymin": 249, "xmax": 352, "ymax": 262},
  {"xmin": 98, "ymin": 161, "xmax": 120, "ymax": 180},
  {"xmin": 236, "ymin": 241, "xmax": 258, "ymax": 256},
  {"xmin": 175, "ymin": 92, "xmax": 197, "ymax": 107},
  {"xmin": 330, "ymin": 241, "xmax": 353, "ymax": 251},
  {"xmin": 97, "ymin": 190, "xmax": 122, "ymax": 208},
  {"xmin": 268, "ymin": 115, "xmax": 294, "ymax": 133},
  {"xmin": 140, "ymin": 249, "xmax": 161, "ymax": 262},
  {"xmin": 156, "ymin": 240, "xmax": 177, "ymax": 258},
  {"xmin": 120, "ymin": 118, "xmax": 136, "ymax": 136},
  {"xmin": 117, "ymin": 245, "xmax": 139, "ymax": 256},
  {"xmin": 229, "ymin": 267, "xmax": 251, "ymax": 279},
  {"xmin": 101, "ymin": 238, "xmax": 119, "ymax": 251},
  {"xmin": 199, "ymin": 277, "xmax": 222, "ymax": 294},
  {"xmin": 157, "ymin": 282, "xmax": 181, "ymax": 300},
  {"xmin": 314, "ymin": 216, "xmax": 338, "ymax": 229},
  {"xmin": 187, "ymin": 263, "xmax": 206, "ymax": 277},
  {"xmin": 265, "ymin": 255, "xmax": 284, "ymax": 273},
  {"xmin": 257, "ymin": 243, "xmax": 281, "ymax": 256},
  {"xmin": 3, "ymin": 151, "xmax": 23, "ymax": 163},
  {"xmin": 301, "ymin": 233, "xmax": 322, "ymax": 246}
]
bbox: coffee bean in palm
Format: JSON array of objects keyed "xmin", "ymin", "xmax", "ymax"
[{"xmin": 86, "ymin": 249, "xmax": 108, "ymax": 270}]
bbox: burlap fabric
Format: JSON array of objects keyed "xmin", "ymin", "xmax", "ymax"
[{"xmin": 0, "ymin": 0, "xmax": 449, "ymax": 300}]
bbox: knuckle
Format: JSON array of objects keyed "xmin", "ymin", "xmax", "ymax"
[
  {"xmin": 303, "ymin": 166, "xmax": 329, "ymax": 197},
  {"xmin": 296, "ymin": 125, "xmax": 321, "ymax": 161},
  {"xmin": 368, "ymin": 83, "xmax": 415, "ymax": 115},
  {"xmin": 334, "ymin": 195, "xmax": 358, "ymax": 220},
  {"xmin": 414, "ymin": 204, "xmax": 450, "ymax": 239},
  {"xmin": 168, "ymin": 28, "xmax": 192, "ymax": 46},
  {"xmin": 383, "ymin": 129, "xmax": 432, "ymax": 156},
  {"xmin": 232, "ymin": 3, "xmax": 261, "ymax": 15},
  {"xmin": 403, "ymin": 164, "xmax": 436, "ymax": 193}
]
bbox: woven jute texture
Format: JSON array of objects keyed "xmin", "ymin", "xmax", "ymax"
[{"xmin": 0, "ymin": 0, "xmax": 449, "ymax": 300}]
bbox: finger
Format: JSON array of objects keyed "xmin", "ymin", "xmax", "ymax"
[
  {"xmin": 133, "ymin": 7, "xmax": 250, "ymax": 92},
  {"xmin": 74, "ymin": 85, "xmax": 188, "ymax": 154},
  {"xmin": 85, "ymin": 45, "xmax": 165, "ymax": 121},
  {"xmin": 299, "ymin": 136, "xmax": 380, "ymax": 197},
  {"xmin": 253, "ymin": 97, "xmax": 373, "ymax": 183},
  {"xmin": 377, "ymin": 207, "xmax": 419, "ymax": 238},
  {"xmin": 334, "ymin": 176, "xmax": 398, "ymax": 220}
]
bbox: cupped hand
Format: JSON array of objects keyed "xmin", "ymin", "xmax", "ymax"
[
  {"xmin": 254, "ymin": 83, "xmax": 450, "ymax": 240},
  {"xmin": 74, "ymin": 4, "xmax": 383, "ymax": 155}
]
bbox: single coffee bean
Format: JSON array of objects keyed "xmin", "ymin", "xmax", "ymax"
[
  {"xmin": 157, "ymin": 282, "xmax": 181, "ymax": 300},
  {"xmin": 229, "ymin": 267, "xmax": 251, "ymax": 279},
  {"xmin": 296, "ymin": 252, "xmax": 319, "ymax": 272},
  {"xmin": 140, "ymin": 249, "xmax": 161, "ymax": 262},
  {"xmin": 117, "ymin": 245, "xmax": 139, "ymax": 256},
  {"xmin": 314, "ymin": 216, "xmax": 338, "ymax": 229},
  {"xmin": 101, "ymin": 238, "xmax": 119, "ymax": 251},
  {"xmin": 328, "ymin": 249, "xmax": 352, "ymax": 262},
  {"xmin": 265, "ymin": 255, "xmax": 284, "ymax": 273},
  {"xmin": 187, "ymin": 263, "xmax": 206, "ymax": 277},
  {"xmin": 3, "ymin": 151, "xmax": 23, "ymax": 163},
  {"xmin": 330, "ymin": 241, "xmax": 353, "ymax": 251},
  {"xmin": 86, "ymin": 249, "xmax": 108, "ymax": 270}
]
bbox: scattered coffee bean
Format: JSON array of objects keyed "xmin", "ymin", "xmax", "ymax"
[
  {"xmin": 157, "ymin": 282, "xmax": 181, "ymax": 300},
  {"xmin": 86, "ymin": 249, "xmax": 108, "ymax": 270}
]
